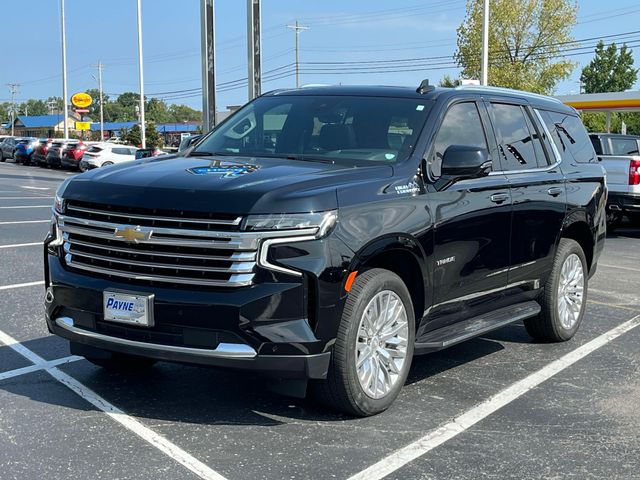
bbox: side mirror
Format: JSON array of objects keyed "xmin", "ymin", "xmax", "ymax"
[{"xmin": 441, "ymin": 145, "xmax": 491, "ymax": 179}]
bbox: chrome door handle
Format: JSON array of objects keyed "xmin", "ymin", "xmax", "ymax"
[
  {"xmin": 490, "ymin": 193, "xmax": 509, "ymax": 204},
  {"xmin": 547, "ymin": 187, "xmax": 563, "ymax": 197}
]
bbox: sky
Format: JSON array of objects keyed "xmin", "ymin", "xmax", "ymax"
[{"xmin": 1, "ymin": 0, "xmax": 640, "ymax": 112}]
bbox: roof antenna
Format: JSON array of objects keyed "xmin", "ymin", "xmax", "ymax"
[{"xmin": 416, "ymin": 79, "xmax": 435, "ymax": 94}]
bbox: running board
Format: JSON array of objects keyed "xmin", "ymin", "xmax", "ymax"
[{"xmin": 414, "ymin": 301, "xmax": 541, "ymax": 354}]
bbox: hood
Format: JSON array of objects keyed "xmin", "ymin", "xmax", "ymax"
[{"xmin": 60, "ymin": 154, "xmax": 393, "ymax": 215}]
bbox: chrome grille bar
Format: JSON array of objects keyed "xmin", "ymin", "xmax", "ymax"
[{"xmin": 66, "ymin": 204, "xmax": 242, "ymax": 226}]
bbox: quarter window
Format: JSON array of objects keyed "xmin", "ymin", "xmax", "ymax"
[
  {"xmin": 539, "ymin": 111, "xmax": 596, "ymax": 163},
  {"xmin": 490, "ymin": 103, "xmax": 540, "ymax": 170},
  {"xmin": 429, "ymin": 102, "xmax": 488, "ymax": 178}
]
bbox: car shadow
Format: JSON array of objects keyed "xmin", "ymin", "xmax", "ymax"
[{"xmin": 0, "ymin": 330, "xmax": 519, "ymax": 425}]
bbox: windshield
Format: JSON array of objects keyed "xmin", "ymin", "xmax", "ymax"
[{"xmin": 193, "ymin": 94, "xmax": 431, "ymax": 164}]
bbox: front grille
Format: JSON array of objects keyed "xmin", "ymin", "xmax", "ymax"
[{"xmin": 58, "ymin": 201, "xmax": 258, "ymax": 288}]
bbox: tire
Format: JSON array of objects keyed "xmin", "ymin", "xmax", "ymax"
[
  {"xmin": 524, "ymin": 238, "xmax": 588, "ymax": 342},
  {"xmin": 606, "ymin": 209, "xmax": 622, "ymax": 232},
  {"xmin": 0, "ymin": 151, "xmax": 4, "ymax": 162},
  {"xmin": 102, "ymin": 161, "xmax": 113, "ymax": 167},
  {"xmin": 86, "ymin": 353, "xmax": 157, "ymax": 372},
  {"xmin": 311, "ymin": 268, "xmax": 415, "ymax": 416}
]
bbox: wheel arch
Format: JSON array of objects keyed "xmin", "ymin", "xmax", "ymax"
[
  {"xmin": 347, "ymin": 234, "xmax": 430, "ymax": 324},
  {"xmin": 560, "ymin": 220, "xmax": 595, "ymax": 272}
]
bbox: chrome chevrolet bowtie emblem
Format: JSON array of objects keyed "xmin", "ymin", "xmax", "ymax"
[{"xmin": 114, "ymin": 225, "xmax": 152, "ymax": 243}]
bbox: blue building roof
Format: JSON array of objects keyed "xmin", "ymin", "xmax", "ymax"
[
  {"xmin": 89, "ymin": 121, "xmax": 139, "ymax": 132},
  {"xmin": 89, "ymin": 121, "xmax": 201, "ymax": 133},
  {"xmin": 17, "ymin": 115, "xmax": 65, "ymax": 128}
]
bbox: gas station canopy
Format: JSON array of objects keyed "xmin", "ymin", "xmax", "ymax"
[{"xmin": 555, "ymin": 90, "xmax": 640, "ymax": 113}]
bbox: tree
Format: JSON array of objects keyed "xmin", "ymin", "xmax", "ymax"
[
  {"xmin": 438, "ymin": 75, "xmax": 460, "ymax": 87},
  {"xmin": 580, "ymin": 42, "xmax": 639, "ymax": 134},
  {"xmin": 20, "ymin": 99, "xmax": 48, "ymax": 116},
  {"xmin": 146, "ymin": 98, "xmax": 172, "ymax": 123},
  {"xmin": 168, "ymin": 104, "xmax": 202, "ymax": 123},
  {"xmin": 455, "ymin": 0, "xmax": 577, "ymax": 94},
  {"xmin": 122, "ymin": 122, "xmax": 163, "ymax": 148},
  {"xmin": 85, "ymin": 88, "xmax": 109, "ymax": 120},
  {"xmin": 580, "ymin": 42, "xmax": 638, "ymax": 94}
]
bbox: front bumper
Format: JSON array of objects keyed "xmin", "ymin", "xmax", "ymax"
[
  {"xmin": 51, "ymin": 316, "xmax": 331, "ymax": 378},
  {"xmin": 45, "ymin": 252, "xmax": 337, "ymax": 379}
]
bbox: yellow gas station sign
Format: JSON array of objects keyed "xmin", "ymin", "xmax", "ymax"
[{"xmin": 75, "ymin": 121, "xmax": 91, "ymax": 131}]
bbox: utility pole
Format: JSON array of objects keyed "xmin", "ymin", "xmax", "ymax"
[
  {"xmin": 60, "ymin": 0, "xmax": 69, "ymax": 138},
  {"xmin": 201, "ymin": 0, "xmax": 217, "ymax": 131},
  {"xmin": 286, "ymin": 21, "xmax": 309, "ymax": 88},
  {"xmin": 7, "ymin": 83, "xmax": 19, "ymax": 136},
  {"xmin": 92, "ymin": 62, "xmax": 105, "ymax": 140},
  {"xmin": 247, "ymin": 0, "xmax": 261, "ymax": 100},
  {"xmin": 480, "ymin": 0, "xmax": 489, "ymax": 86},
  {"xmin": 136, "ymin": 0, "xmax": 146, "ymax": 148}
]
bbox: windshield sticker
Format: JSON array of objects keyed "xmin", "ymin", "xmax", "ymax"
[
  {"xmin": 416, "ymin": 105, "xmax": 425, "ymax": 111},
  {"xmin": 187, "ymin": 161, "xmax": 258, "ymax": 178}
]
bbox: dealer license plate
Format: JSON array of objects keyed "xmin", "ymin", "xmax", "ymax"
[{"xmin": 103, "ymin": 290, "xmax": 154, "ymax": 327}]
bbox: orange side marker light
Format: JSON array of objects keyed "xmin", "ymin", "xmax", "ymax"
[{"xmin": 344, "ymin": 271, "xmax": 358, "ymax": 292}]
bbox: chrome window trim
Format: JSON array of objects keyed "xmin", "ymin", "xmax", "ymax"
[{"xmin": 488, "ymin": 109, "xmax": 563, "ymax": 176}]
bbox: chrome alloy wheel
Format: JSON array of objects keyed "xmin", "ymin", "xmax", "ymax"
[
  {"xmin": 557, "ymin": 253, "xmax": 585, "ymax": 329},
  {"xmin": 355, "ymin": 290, "xmax": 409, "ymax": 399}
]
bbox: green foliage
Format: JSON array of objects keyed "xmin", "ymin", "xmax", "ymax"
[
  {"xmin": 582, "ymin": 112, "xmax": 640, "ymax": 136},
  {"xmin": 438, "ymin": 75, "xmax": 460, "ymax": 87},
  {"xmin": 168, "ymin": 104, "xmax": 202, "ymax": 122},
  {"xmin": 456, "ymin": 0, "xmax": 577, "ymax": 94},
  {"xmin": 20, "ymin": 99, "xmax": 48, "ymax": 116},
  {"xmin": 580, "ymin": 42, "xmax": 638, "ymax": 94},
  {"xmin": 122, "ymin": 122, "xmax": 163, "ymax": 148}
]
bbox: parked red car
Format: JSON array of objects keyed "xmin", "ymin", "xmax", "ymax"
[
  {"xmin": 61, "ymin": 141, "xmax": 90, "ymax": 170},
  {"xmin": 32, "ymin": 138, "xmax": 53, "ymax": 166}
]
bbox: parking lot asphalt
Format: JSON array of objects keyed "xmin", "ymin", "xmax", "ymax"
[{"xmin": 1, "ymin": 161, "xmax": 639, "ymax": 480}]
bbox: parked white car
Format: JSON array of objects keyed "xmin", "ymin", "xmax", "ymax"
[{"xmin": 79, "ymin": 144, "xmax": 138, "ymax": 171}]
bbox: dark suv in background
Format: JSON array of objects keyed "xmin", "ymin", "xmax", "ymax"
[{"xmin": 45, "ymin": 84, "xmax": 605, "ymax": 416}]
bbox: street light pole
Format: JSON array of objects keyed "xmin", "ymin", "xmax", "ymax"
[
  {"xmin": 480, "ymin": 0, "xmax": 489, "ymax": 86},
  {"xmin": 136, "ymin": 0, "xmax": 146, "ymax": 148},
  {"xmin": 201, "ymin": 0, "xmax": 217, "ymax": 131},
  {"xmin": 247, "ymin": 0, "xmax": 261, "ymax": 100},
  {"xmin": 60, "ymin": 0, "xmax": 69, "ymax": 137},
  {"xmin": 92, "ymin": 62, "xmax": 105, "ymax": 140}
]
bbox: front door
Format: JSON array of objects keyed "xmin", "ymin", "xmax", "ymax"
[{"xmin": 420, "ymin": 99, "xmax": 512, "ymax": 336}]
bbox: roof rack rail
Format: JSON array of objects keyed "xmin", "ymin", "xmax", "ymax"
[
  {"xmin": 416, "ymin": 79, "xmax": 436, "ymax": 94},
  {"xmin": 454, "ymin": 85, "xmax": 563, "ymax": 104}
]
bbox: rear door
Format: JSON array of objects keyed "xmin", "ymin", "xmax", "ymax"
[
  {"xmin": 422, "ymin": 98, "xmax": 512, "ymax": 333},
  {"xmin": 485, "ymin": 100, "xmax": 566, "ymax": 304}
]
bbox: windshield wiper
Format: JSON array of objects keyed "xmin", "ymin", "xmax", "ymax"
[{"xmin": 189, "ymin": 151, "xmax": 236, "ymax": 157}]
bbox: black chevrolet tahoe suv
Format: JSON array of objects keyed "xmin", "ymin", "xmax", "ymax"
[{"xmin": 45, "ymin": 83, "xmax": 606, "ymax": 416}]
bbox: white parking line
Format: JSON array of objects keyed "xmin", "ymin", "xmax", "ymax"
[
  {"xmin": 0, "ymin": 355, "xmax": 83, "ymax": 381},
  {"xmin": 0, "ymin": 196, "xmax": 54, "ymax": 200},
  {"xmin": 348, "ymin": 314, "xmax": 640, "ymax": 480},
  {"xmin": 0, "ymin": 220, "xmax": 49, "ymax": 225},
  {"xmin": 0, "ymin": 205, "xmax": 50, "ymax": 209},
  {"xmin": 0, "ymin": 329, "xmax": 228, "ymax": 480},
  {"xmin": 0, "ymin": 242, "xmax": 42, "ymax": 249},
  {"xmin": 597, "ymin": 263, "xmax": 639, "ymax": 273},
  {"xmin": 0, "ymin": 281, "xmax": 45, "ymax": 291},
  {"xmin": 21, "ymin": 186, "xmax": 51, "ymax": 191}
]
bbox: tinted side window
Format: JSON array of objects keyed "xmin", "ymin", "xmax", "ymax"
[
  {"xmin": 490, "ymin": 103, "xmax": 539, "ymax": 170},
  {"xmin": 112, "ymin": 148, "xmax": 127, "ymax": 155},
  {"xmin": 429, "ymin": 102, "xmax": 488, "ymax": 178},
  {"xmin": 589, "ymin": 136, "xmax": 603, "ymax": 155},
  {"xmin": 610, "ymin": 138, "xmax": 639, "ymax": 155},
  {"xmin": 540, "ymin": 111, "xmax": 596, "ymax": 163}
]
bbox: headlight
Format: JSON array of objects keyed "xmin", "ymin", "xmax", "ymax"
[
  {"xmin": 249, "ymin": 211, "xmax": 338, "ymax": 277},
  {"xmin": 243, "ymin": 210, "xmax": 337, "ymax": 237}
]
